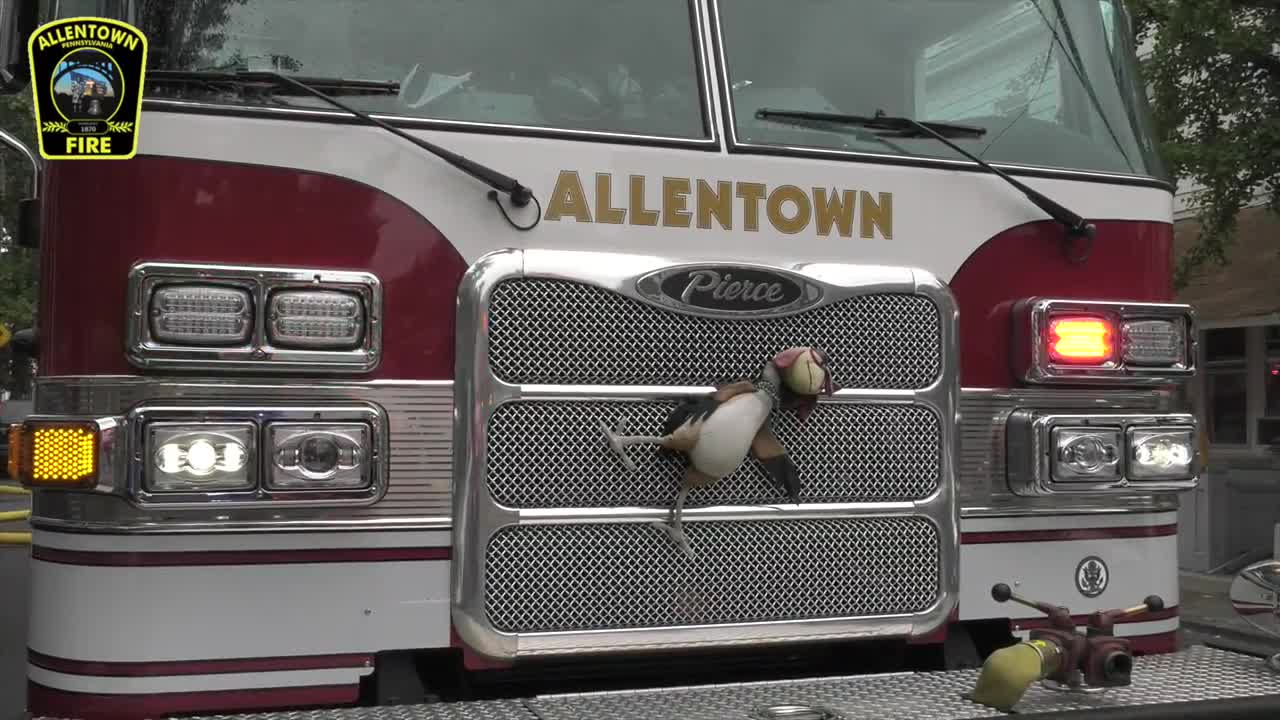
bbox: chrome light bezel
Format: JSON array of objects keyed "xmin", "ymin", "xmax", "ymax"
[
  {"xmin": 1006, "ymin": 410, "xmax": 1201, "ymax": 496},
  {"xmin": 125, "ymin": 403, "xmax": 388, "ymax": 509},
  {"xmin": 126, "ymin": 262, "xmax": 382, "ymax": 373},
  {"xmin": 1012, "ymin": 298, "xmax": 1196, "ymax": 386}
]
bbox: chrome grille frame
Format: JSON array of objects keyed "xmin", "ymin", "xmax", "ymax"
[{"xmin": 451, "ymin": 249, "xmax": 961, "ymax": 660}]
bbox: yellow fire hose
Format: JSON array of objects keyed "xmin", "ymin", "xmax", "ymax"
[{"xmin": 0, "ymin": 483, "xmax": 32, "ymax": 546}]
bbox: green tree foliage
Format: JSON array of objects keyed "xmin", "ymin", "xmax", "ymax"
[
  {"xmin": 0, "ymin": 91, "xmax": 37, "ymax": 332},
  {"xmin": 1127, "ymin": 0, "xmax": 1280, "ymax": 289},
  {"xmin": 0, "ymin": 91, "xmax": 37, "ymax": 397}
]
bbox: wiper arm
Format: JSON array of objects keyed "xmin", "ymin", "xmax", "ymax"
[
  {"xmin": 149, "ymin": 70, "xmax": 402, "ymax": 96},
  {"xmin": 148, "ymin": 70, "xmax": 540, "ymax": 231},
  {"xmin": 756, "ymin": 108, "xmax": 1096, "ymax": 245},
  {"xmin": 757, "ymin": 108, "xmax": 986, "ymax": 139}
]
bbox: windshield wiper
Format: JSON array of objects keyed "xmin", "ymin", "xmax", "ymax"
[
  {"xmin": 148, "ymin": 70, "xmax": 540, "ymax": 231},
  {"xmin": 149, "ymin": 70, "xmax": 403, "ymax": 96},
  {"xmin": 756, "ymin": 108, "xmax": 1096, "ymax": 245}
]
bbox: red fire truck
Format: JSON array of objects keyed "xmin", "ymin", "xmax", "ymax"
[{"xmin": 2, "ymin": 1, "xmax": 1280, "ymax": 719}]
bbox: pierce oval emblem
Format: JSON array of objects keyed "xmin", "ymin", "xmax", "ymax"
[{"xmin": 635, "ymin": 265, "xmax": 823, "ymax": 318}]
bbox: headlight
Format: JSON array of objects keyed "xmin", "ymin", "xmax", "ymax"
[
  {"xmin": 1007, "ymin": 411, "xmax": 1200, "ymax": 496},
  {"xmin": 267, "ymin": 423, "xmax": 371, "ymax": 490},
  {"xmin": 146, "ymin": 423, "xmax": 255, "ymax": 492},
  {"xmin": 1052, "ymin": 427, "xmax": 1121, "ymax": 482},
  {"xmin": 1127, "ymin": 427, "xmax": 1195, "ymax": 480}
]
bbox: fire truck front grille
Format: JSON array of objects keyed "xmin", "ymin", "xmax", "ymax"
[
  {"xmin": 483, "ymin": 517, "xmax": 940, "ymax": 633},
  {"xmin": 486, "ymin": 399, "xmax": 941, "ymax": 508},
  {"xmin": 486, "ymin": 278, "xmax": 942, "ymax": 390}
]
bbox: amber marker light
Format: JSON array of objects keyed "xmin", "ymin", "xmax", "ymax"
[{"xmin": 11, "ymin": 421, "xmax": 100, "ymax": 489}]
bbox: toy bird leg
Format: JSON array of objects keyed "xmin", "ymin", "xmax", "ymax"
[
  {"xmin": 599, "ymin": 418, "xmax": 668, "ymax": 472},
  {"xmin": 651, "ymin": 486, "xmax": 693, "ymax": 559}
]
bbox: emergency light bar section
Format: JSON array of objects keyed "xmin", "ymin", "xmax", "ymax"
[
  {"xmin": 124, "ymin": 262, "xmax": 382, "ymax": 373},
  {"xmin": 1012, "ymin": 298, "xmax": 1197, "ymax": 385},
  {"xmin": 451, "ymin": 249, "xmax": 960, "ymax": 661}
]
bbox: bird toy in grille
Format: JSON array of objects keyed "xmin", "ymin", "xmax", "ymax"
[{"xmin": 600, "ymin": 346, "xmax": 836, "ymax": 557}]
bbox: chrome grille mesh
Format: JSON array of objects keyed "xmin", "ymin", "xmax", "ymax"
[
  {"xmin": 486, "ymin": 278, "xmax": 942, "ymax": 389},
  {"xmin": 486, "ymin": 400, "xmax": 941, "ymax": 508},
  {"xmin": 483, "ymin": 518, "xmax": 940, "ymax": 633}
]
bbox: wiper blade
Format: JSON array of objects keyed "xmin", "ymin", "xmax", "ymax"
[
  {"xmin": 149, "ymin": 70, "xmax": 401, "ymax": 96},
  {"xmin": 148, "ymin": 70, "xmax": 540, "ymax": 230},
  {"xmin": 757, "ymin": 108, "xmax": 986, "ymax": 139},
  {"xmin": 755, "ymin": 108, "xmax": 1096, "ymax": 246}
]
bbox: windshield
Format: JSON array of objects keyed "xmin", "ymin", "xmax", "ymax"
[
  {"xmin": 50, "ymin": 0, "xmax": 710, "ymax": 140},
  {"xmin": 718, "ymin": 0, "xmax": 1165, "ymax": 178}
]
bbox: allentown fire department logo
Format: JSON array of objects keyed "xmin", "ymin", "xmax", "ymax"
[
  {"xmin": 27, "ymin": 17, "xmax": 148, "ymax": 160},
  {"xmin": 1075, "ymin": 555, "xmax": 1110, "ymax": 598}
]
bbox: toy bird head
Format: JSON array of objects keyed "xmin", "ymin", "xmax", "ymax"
[{"xmin": 768, "ymin": 346, "xmax": 837, "ymax": 422}]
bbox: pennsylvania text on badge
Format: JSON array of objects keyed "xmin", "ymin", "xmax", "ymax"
[{"xmin": 27, "ymin": 16, "xmax": 148, "ymax": 160}]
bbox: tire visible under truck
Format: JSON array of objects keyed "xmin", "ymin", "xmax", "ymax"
[{"xmin": 188, "ymin": 645, "xmax": 1280, "ymax": 719}]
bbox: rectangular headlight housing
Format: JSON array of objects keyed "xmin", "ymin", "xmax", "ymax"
[
  {"xmin": 146, "ymin": 422, "xmax": 256, "ymax": 493},
  {"xmin": 1012, "ymin": 298, "xmax": 1196, "ymax": 385},
  {"xmin": 1008, "ymin": 411, "xmax": 1201, "ymax": 496},
  {"xmin": 126, "ymin": 404, "xmax": 387, "ymax": 508}
]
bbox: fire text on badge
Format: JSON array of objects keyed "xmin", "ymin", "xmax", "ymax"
[{"xmin": 27, "ymin": 17, "xmax": 148, "ymax": 160}]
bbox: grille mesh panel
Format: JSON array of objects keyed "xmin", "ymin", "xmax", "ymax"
[
  {"xmin": 486, "ymin": 278, "xmax": 942, "ymax": 389},
  {"xmin": 486, "ymin": 400, "xmax": 941, "ymax": 508},
  {"xmin": 484, "ymin": 518, "xmax": 940, "ymax": 633}
]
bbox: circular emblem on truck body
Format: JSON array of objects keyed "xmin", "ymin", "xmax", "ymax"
[{"xmin": 1076, "ymin": 555, "xmax": 1110, "ymax": 598}]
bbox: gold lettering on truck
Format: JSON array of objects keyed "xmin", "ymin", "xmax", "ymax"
[{"xmin": 543, "ymin": 172, "xmax": 894, "ymax": 240}]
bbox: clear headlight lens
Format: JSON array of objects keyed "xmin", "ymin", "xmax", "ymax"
[
  {"xmin": 1051, "ymin": 427, "xmax": 1122, "ymax": 482},
  {"xmin": 268, "ymin": 422, "xmax": 370, "ymax": 490},
  {"xmin": 1128, "ymin": 427, "xmax": 1195, "ymax": 480},
  {"xmin": 147, "ymin": 423, "xmax": 255, "ymax": 492}
]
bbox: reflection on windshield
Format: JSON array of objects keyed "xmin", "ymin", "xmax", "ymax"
[
  {"xmin": 55, "ymin": 0, "xmax": 708, "ymax": 139},
  {"xmin": 718, "ymin": 0, "xmax": 1164, "ymax": 178}
]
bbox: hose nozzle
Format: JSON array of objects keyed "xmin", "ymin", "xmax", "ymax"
[{"xmin": 969, "ymin": 639, "xmax": 1061, "ymax": 712}]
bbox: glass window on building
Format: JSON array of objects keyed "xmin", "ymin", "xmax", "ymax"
[
  {"xmin": 1205, "ymin": 327, "xmax": 1248, "ymax": 445},
  {"xmin": 1263, "ymin": 325, "xmax": 1280, "ymax": 445}
]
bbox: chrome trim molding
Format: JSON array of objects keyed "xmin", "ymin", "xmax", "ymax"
[
  {"xmin": 1012, "ymin": 298, "xmax": 1197, "ymax": 386},
  {"xmin": 451, "ymin": 248, "xmax": 961, "ymax": 660},
  {"xmin": 1006, "ymin": 410, "xmax": 1200, "ymax": 496},
  {"xmin": 124, "ymin": 403, "xmax": 388, "ymax": 509},
  {"xmin": 30, "ymin": 377, "xmax": 452, "ymax": 532},
  {"xmin": 125, "ymin": 261, "xmax": 383, "ymax": 373}
]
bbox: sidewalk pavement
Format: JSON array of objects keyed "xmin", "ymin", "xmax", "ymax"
[{"xmin": 1179, "ymin": 569, "xmax": 1280, "ymax": 658}]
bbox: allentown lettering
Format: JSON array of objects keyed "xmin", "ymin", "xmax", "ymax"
[
  {"xmin": 37, "ymin": 23, "xmax": 140, "ymax": 51},
  {"xmin": 543, "ymin": 171, "xmax": 893, "ymax": 240}
]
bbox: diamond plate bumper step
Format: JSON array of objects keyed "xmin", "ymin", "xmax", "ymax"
[{"xmin": 172, "ymin": 646, "xmax": 1280, "ymax": 720}]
